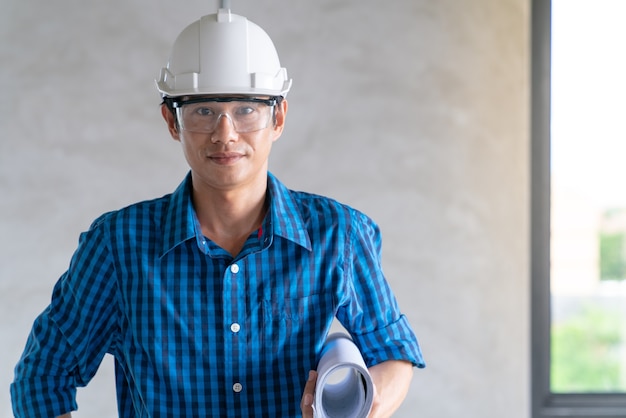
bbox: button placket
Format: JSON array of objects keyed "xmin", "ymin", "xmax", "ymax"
[
  {"xmin": 225, "ymin": 260, "xmax": 245, "ymax": 398},
  {"xmin": 229, "ymin": 263, "xmax": 241, "ymax": 335}
]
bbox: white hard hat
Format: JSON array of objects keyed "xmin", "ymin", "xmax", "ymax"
[{"xmin": 156, "ymin": 9, "xmax": 292, "ymax": 98}]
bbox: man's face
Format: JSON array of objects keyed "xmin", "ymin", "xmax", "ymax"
[{"xmin": 162, "ymin": 96, "xmax": 288, "ymax": 193}]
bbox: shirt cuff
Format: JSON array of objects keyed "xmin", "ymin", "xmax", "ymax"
[
  {"xmin": 10, "ymin": 377, "xmax": 77, "ymax": 418},
  {"xmin": 351, "ymin": 314, "xmax": 426, "ymax": 369}
]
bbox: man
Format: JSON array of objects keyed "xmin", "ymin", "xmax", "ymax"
[{"xmin": 11, "ymin": 7, "xmax": 424, "ymax": 418}]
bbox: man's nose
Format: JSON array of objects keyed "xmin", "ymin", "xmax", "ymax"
[{"xmin": 210, "ymin": 113, "xmax": 237, "ymax": 143}]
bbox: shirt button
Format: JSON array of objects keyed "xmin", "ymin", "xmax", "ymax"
[
  {"xmin": 233, "ymin": 382, "xmax": 243, "ymax": 393},
  {"xmin": 230, "ymin": 264, "xmax": 240, "ymax": 274},
  {"xmin": 230, "ymin": 323, "xmax": 241, "ymax": 333}
]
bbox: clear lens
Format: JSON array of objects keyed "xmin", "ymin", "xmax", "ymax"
[{"xmin": 176, "ymin": 99, "xmax": 274, "ymax": 134}]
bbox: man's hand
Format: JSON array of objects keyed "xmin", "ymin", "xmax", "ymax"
[
  {"xmin": 300, "ymin": 370, "xmax": 317, "ymax": 418},
  {"xmin": 301, "ymin": 360, "xmax": 412, "ymax": 418}
]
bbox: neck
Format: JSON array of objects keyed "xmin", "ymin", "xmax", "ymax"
[{"xmin": 191, "ymin": 174, "xmax": 268, "ymax": 256}]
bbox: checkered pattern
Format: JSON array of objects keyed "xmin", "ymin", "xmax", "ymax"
[{"xmin": 11, "ymin": 172, "xmax": 424, "ymax": 417}]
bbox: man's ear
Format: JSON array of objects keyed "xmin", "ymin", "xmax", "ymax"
[
  {"xmin": 272, "ymin": 99, "xmax": 288, "ymax": 141},
  {"xmin": 161, "ymin": 104, "xmax": 180, "ymax": 141}
]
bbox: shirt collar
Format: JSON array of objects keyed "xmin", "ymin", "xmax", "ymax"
[
  {"xmin": 266, "ymin": 172, "xmax": 312, "ymax": 251},
  {"xmin": 160, "ymin": 172, "xmax": 312, "ymax": 258},
  {"xmin": 160, "ymin": 172, "xmax": 196, "ymax": 258}
]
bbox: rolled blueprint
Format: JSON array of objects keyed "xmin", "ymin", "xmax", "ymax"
[{"xmin": 314, "ymin": 333, "xmax": 374, "ymax": 418}]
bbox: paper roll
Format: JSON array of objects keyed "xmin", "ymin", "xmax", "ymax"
[{"xmin": 314, "ymin": 333, "xmax": 374, "ymax": 418}]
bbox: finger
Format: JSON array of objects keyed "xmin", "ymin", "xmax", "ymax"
[{"xmin": 300, "ymin": 370, "xmax": 318, "ymax": 418}]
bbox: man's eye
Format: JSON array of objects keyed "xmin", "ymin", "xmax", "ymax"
[
  {"xmin": 235, "ymin": 105, "xmax": 257, "ymax": 116},
  {"xmin": 195, "ymin": 107, "xmax": 214, "ymax": 116}
]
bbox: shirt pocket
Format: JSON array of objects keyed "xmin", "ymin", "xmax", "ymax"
[{"xmin": 261, "ymin": 294, "xmax": 322, "ymax": 351}]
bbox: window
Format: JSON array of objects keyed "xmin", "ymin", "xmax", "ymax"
[{"xmin": 532, "ymin": 0, "xmax": 626, "ymax": 416}]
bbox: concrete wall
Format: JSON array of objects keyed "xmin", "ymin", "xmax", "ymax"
[{"xmin": 0, "ymin": 0, "xmax": 530, "ymax": 417}]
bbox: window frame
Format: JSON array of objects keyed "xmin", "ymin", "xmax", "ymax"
[{"xmin": 531, "ymin": 0, "xmax": 626, "ymax": 416}]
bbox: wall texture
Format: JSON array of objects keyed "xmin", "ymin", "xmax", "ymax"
[{"xmin": 0, "ymin": 0, "xmax": 530, "ymax": 417}]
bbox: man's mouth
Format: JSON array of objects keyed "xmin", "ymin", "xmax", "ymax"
[{"xmin": 208, "ymin": 152, "xmax": 244, "ymax": 165}]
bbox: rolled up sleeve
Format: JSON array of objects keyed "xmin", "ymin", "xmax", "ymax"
[
  {"xmin": 337, "ymin": 211, "xmax": 426, "ymax": 369},
  {"xmin": 11, "ymin": 220, "xmax": 119, "ymax": 417},
  {"xmin": 352, "ymin": 314, "xmax": 425, "ymax": 368},
  {"xmin": 11, "ymin": 312, "xmax": 80, "ymax": 417}
]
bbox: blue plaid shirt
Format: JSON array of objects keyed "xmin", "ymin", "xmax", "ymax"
[{"xmin": 11, "ymin": 172, "xmax": 424, "ymax": 417}]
